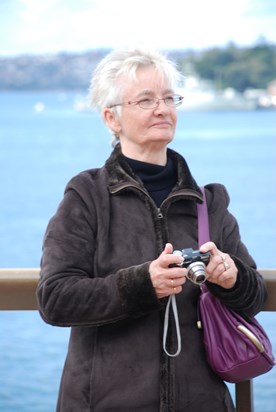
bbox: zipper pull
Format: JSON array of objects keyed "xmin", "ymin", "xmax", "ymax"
[{"xmin": 157, "ymin": 208, "xmax": 163, "ymax": 219}]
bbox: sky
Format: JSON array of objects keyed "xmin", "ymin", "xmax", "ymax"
[{"xmin": 1, "ymin": 0, "xmax": 276, "ymax": 56}]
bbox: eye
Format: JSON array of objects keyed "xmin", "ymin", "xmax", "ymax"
[
  {"xmin": 137, "ymin": 98, "xmax": 156, "ymax": 109},
  {"xmin": 139, "ymin": 98, "xmax": 154, "ymax": 105},
  {"xmin": 164, "ymin": 96, "xmax": 175, "ymax": 105}
]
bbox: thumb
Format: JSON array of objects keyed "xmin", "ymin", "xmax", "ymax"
[{"xmin": 162, "ymin": 243, "xmax": 173, "ymax": 255}]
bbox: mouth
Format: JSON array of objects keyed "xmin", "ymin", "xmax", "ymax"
[{"xmin": 151, "ymin": 121, "xmax": 172, "ymax": 128}]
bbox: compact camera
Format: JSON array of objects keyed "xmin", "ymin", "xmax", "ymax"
[{"xmin": 172, "ymin": 248, "xmax": 211, "ymax": 285}]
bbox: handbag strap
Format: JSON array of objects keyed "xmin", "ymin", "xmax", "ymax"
[
  {"xmin": 197, "ymin": 187, "xmax": 210, "ymax": 246},
  {"xmin": 197, "ymin": 188, "xmax": 210, "ymax": 294},
  {"xmin": 163, "ymin": 187, "xmax": 209, "ymax": 357}
]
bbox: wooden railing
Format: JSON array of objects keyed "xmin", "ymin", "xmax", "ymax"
[{"xmin": 0, "ymin": 268, "xmax": 275, "ymax": 412}]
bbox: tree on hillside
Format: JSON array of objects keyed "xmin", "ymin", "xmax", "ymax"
[{"xmin": 187, "ymin": 41, "xmax": 276, "ymax": 91}]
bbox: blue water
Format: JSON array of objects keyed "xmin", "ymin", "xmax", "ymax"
[{"xmin": 0, "ymin": 91, "xmax": 275, "ymax": 411}]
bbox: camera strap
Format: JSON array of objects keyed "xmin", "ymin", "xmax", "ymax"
[
  {"xmin": 163, "ymin": 187, "xmax": 209, "ymax": 357},
  {"xmin": 163, "ymin": 291, "xmax": 182, "ymax": 357}
]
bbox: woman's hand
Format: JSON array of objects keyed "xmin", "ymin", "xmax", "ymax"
[
  {"xmin": 200, "ymin": 242, "xmax": 238, "ymax": 289},
  {"xmin": 149, "ymin": 243, "xmax": 187, "ymax": 299}
]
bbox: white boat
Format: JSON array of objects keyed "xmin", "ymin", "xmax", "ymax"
[{"xmin": 177, "ymin": 76, "xmax": 256, "ymax": 111}]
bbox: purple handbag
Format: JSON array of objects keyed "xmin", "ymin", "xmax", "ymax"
[{"xmin": 197, "ymin": 189, "xmax": 275, "ymax": 383}]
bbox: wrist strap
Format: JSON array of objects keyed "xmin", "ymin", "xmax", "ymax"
[
  {"xmin": 163, "ymin": 187, "xmax": 209, "ymax": 357},
  {"xmin": 163, "ymin": 292, "xmax": 182, "ymax": 357}
]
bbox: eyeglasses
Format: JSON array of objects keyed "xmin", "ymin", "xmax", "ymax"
[{"xmin": 109, "ymin": 94, "xmax": 184, "ymax": 110}]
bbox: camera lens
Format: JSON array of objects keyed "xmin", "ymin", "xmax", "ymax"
[
  {"xmin": 194, "ymin": 274, "xmax": 206, "ymax": 284},
  {"xmin": 186, "ymin": 262, "xmax": 208, "ymax": 285}
]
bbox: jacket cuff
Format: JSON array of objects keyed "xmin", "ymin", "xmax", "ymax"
[
  {"xmin": 206, "ymin": 256, "xmax": 267, "ymax": 317},
  {"xmin": 117, "ymin": 262, "xmax": 162, "ymax": 317}
]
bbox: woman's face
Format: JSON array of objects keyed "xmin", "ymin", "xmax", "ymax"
[{"xmin": 104, "ymin": 67, "xmax": 178, "ymax": 160}]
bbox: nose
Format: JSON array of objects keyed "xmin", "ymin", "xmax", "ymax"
[{"xmin": 154, "ymin": 98, "xmax": 169, "ymax": 111}]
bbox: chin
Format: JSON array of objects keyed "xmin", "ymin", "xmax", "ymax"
[{"xmin": 159, "ymin": 135, "xmax": 174, "ymax": 144}]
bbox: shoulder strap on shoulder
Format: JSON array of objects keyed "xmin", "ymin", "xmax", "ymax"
[{"xmin": 197, "ymin": 187, "xmax": 210, "ymax": 246}]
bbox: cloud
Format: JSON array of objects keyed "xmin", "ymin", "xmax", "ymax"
[{"xmin": 1, "ymin": 0, "xmax": 276, "ymax": 56}]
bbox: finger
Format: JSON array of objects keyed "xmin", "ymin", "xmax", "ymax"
[
  {"xmin": 160, "ymin": 244, "xmax": 184, "ymax": 267},
  {"xmin": 168, "ymin": 267, "xmax": 187, "ymax": 280},
  {"xmin": 171, "ymin": 285, "xmax": 182, "ymax": 295},
  {"xmin": 222, "ymin": 259, "xmax": 230, "ymax": 271},
  {"xmin": 216, "ymin": 254, "xmax": 230, "ymax": 272},
  {"xmin": 209, "ymin": 261, "xmax": 228, "ymax": 276},
  {"xmin": 155, "ymin": 243, "xmax": 179, "ymax": 268},
  {"xmin": 168, "ymin": 276, "xmax": 186, "ymax": 288},
  {"xmin": 199, "ymin": 241, "xmax": 218, "ymax": 256}
]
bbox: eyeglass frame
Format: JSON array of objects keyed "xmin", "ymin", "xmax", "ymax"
[{"xmin": 108, "ymin": 94, "xmax": 184, "ymax": 110}]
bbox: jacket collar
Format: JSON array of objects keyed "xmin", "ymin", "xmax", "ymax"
[{"xmin": 105, "ymin": 144, "xmax": 203, "ymax": 202}]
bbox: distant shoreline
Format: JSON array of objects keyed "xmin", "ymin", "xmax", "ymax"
[{"xmin": 0, "ymin": 43, "xmax": 275, "ymax": 92}]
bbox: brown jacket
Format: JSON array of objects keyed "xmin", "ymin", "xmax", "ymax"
[{"xmin": 37, "ymin": 145, "xmax": 267, "ymax": 412}]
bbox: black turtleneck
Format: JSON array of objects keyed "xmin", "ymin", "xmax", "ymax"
[{"xmin": 123, "ymin": 155, "xmax": 177, "ymax": 207}]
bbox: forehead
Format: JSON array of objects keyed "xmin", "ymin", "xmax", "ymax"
[{"xmin": 122, "ymin": 67, "xmax": 173, "ymax": 97}]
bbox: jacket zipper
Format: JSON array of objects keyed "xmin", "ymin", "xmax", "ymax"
[
  {"xmin": 111, "ymin": 182, "xmax": 162, "ymax": 218},
  {"xmin": 110, "ymin": 183, "xmax": 202, "ymax": 219}
]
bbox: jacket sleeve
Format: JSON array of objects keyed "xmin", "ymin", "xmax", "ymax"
[
  {"xmin": 204, "ymin": 183, "xmax": 267, "ymax": 318},
  {"xmin": 36, "ymin": 177, "xmax": 161, "ymax": 327}
]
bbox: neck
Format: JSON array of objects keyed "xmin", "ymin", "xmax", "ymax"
[{"xmin": 121, "ymin": 144, "xmax": 167, "ymax": 166}]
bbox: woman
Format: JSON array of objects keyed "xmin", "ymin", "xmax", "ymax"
[{"xmin": 37, "ymin": 47, "xmax": 267, "ymax": 412}]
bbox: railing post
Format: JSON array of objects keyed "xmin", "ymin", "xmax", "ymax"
[{"xmin": 236, "ymin": 380, "xmax": 254, "ymax": 412}]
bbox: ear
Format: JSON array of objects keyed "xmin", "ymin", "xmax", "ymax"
[{"xmin": 102, "ymin": 108, "xmax": 121, "ymax": 135}]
